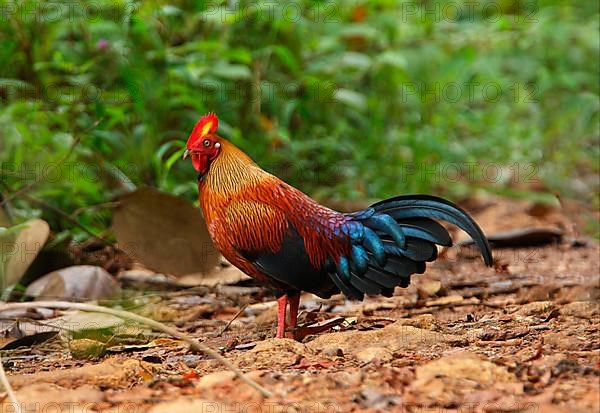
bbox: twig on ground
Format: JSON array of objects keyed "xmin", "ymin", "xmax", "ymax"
[
  {"xmin": 402, "ymin": 300, "xmax": 503, "ymax": 317},
  {"xmin": 217, "ymin": 304, "xmax": 248, "ymax": 337},
  {"xmin": 0, "ymin": 301, "xmax": 274, "ymax": 398},
  {"xmin": 0, "ymin": 353, "xmax": 21, "ymax": 413}
]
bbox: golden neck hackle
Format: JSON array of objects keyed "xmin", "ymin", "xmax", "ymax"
[{"xmin": 199, "ymin": 139, "xmax": 270, "ymax": 199}]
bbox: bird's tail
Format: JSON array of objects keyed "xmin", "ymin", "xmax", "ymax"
[
  {"xmin": 328, "ymin": 195, "xmax": 493, "ymax": 300},
  {"xmin": 370, "ymin": 194, "xmax": 493, "ymax": 266}
]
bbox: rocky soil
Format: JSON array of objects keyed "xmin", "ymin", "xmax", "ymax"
[{"xmin": 1, "ymin": 196, "xmax": 598, "ymax": 413}]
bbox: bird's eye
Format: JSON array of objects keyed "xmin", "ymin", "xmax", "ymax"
[{"xmin": 203, "ymin": 139, "xmax": 211, "ymax": 147}]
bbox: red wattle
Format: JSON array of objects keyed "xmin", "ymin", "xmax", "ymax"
[{"xmin": 192, "ymin": 154, "xmax": 209, "ymax": 174}]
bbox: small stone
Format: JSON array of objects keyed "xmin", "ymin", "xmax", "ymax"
[
  {"xmin": 196, "ymin": 371, "xmax": 236, "ymax": 389},
  {"xmin": 180, "ymin": 355, "xmax": 204, "ymax": 368},
  {"xmin": 399, "ymin": 314, "xmax": 437, "ymax": 330},
  {"xmin": 556, "ymin": 285, "xmax": 600, "ymax": 304},
  {"xmin": 355, "ymin": 347, "xmax": 393, "ymax": 363},
  {"xmin": 517, "ymin": 284, "xmax": 560, "ymax": 303},
  {"xmin": 235, "ymin": 338, "xmax": 306, "ymax": 369},
  {"xmin": 560, "ymin": 301, "xmax": 599, "ymax": 319},
  {"xmin": 244, "ymin": 370, "xmax": 264, "ymax": 381},
  {"xmin": 417, "ymin": 280, "xmax": 443, "ymax": 298},
  {"xmin": 322, "ymin": 346, "xmax": 344, "ymax": 357},
  {"xmin": 307, "ymin": 322, "xmax": 466, "ymax": 356},
  {"xmin": 544, "ymin": 332, "xmax": 589, "ymax": 351},
  {"xmin": 27, "ymin": 265, "xmax": 120, "ymax": 301},
  {"xmin": 515, "ymin": 301, "xmax": 555, "ymax": 317},
  {"xmin": 409, "ymin": 352, "xmax": 521, "ymax": 406}
]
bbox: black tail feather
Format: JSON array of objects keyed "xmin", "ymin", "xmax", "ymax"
[
  {"xmin": 327, "ymin": 194, "xmax": 493, "ymax": 300},
  {"xmin": 371, "ymin": 195, "xmax": 493, "ymax": 266}
]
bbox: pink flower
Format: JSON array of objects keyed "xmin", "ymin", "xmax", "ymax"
[{"xmin": 96, "ymin": 39, "xmax": 109, "ymax": 50}]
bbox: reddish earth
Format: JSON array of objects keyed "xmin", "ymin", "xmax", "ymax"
[{"xmin": 1, "ymin": 196, "xmax": 598, "ymax": 413}]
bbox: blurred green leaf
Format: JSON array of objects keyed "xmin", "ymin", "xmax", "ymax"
[
  {"xmin": 333, "ymin": 89, "xmax": 367, "ymax": 111},
  {"xmin": 211, "ymin": 63, "xmax": 252, "ymax": 80},
  {"xmin": 0, "ymin": 0, "xmax": 597, "ymax": 241}
]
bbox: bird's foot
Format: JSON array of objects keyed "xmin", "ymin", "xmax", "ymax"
[
  {"xmin": 276, "ymin": 295, "xmax": 287, "ymax": 339},
  {"xmin": 276, "ymin": 292, "xmax": 301, "ymax": 339}
]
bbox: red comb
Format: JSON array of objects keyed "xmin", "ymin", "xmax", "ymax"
[{"xmin": 187, "ymin": 112, "xmax": 219, "ymax": 146}]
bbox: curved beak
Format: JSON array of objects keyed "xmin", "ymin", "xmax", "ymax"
[{"xmin": 182, "ymin": 149, "xmax": 191, "ymax": 160}]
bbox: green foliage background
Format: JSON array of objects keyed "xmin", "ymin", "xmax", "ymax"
[{"xmin": 0, "ymin": 0, "xmax": 598, "ymax": 239}]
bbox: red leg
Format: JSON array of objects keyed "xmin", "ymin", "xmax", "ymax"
[
  {"xmin": 276, "ymin": 295, "xmax": 287, "ymax": 339},
  {"xmin": 286, "ymin": 292, "xmax": 301, "ymax": 339}
]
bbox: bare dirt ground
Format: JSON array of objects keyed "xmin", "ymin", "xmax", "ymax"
[{"xmin": 1, "ymin": 196, "xmax": 598, "ymax": 413}]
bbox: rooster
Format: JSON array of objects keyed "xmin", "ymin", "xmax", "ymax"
[{"xmin": 183, "ymin": 113, "xmax": 493, "ymax": 338}]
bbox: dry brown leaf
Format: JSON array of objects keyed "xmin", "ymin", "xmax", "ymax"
[{"xmin": 111, "ymin": 187, "xmax": 219, "ymax": 276}]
